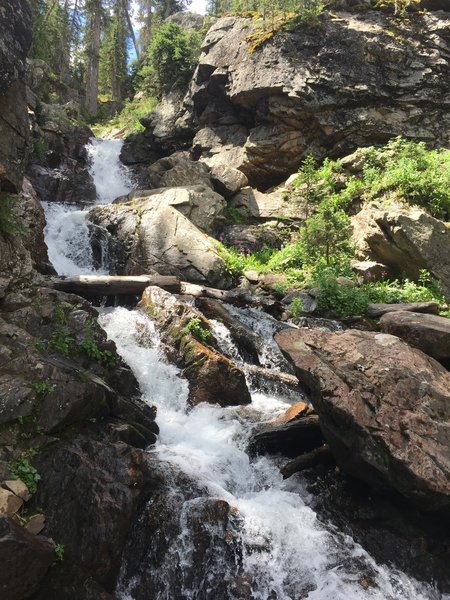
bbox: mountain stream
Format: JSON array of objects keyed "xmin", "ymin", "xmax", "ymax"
[{"xmin": 42, "ymin": 138, "xmax": 448, "ymax": 600}]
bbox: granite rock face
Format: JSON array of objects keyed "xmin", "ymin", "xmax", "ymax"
[{"xmin": 136, "ymin": 10, "xmax": 450, "ymax": 188}]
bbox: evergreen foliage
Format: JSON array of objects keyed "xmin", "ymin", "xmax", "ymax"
[
  {"xmin": 137, "ymin": 22, "xmax": 202, "ymax": 96},
  {"xmin": 216, "ymin": 139, "xmax": 450, "ymax": 318}
]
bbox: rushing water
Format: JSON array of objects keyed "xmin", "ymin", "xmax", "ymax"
[
  {"xmin": 42, "ymin": 139, "xmax": 448, "ymax": 599},
  {"xmin": 42, "ymin": 138, "xmax": 132, "ymax": 275},
  {"xmin": 99, "ymin": 307, "xmax": 445, "ymax": 600}
]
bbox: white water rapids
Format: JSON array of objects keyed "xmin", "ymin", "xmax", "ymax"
[
  {"xmin": 42, "ymin": 139, "xmax": 448, "ymax": 600},
  {"xmin": 42, "ymin": 138, "xmax": 132, "ymax": 275}
]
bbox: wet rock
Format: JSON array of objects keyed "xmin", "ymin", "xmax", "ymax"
[
  {"xmin": 352, "ymin": 201, "xmax": 450, "ymax": 298},
  {"xmin": 18, "ymin": 178, "xmax": 54, "ymax": 275},
  {"xmin": 0, "ymin": 516, "xmax": 54, "ymax": 600},
  {"xmin": 380, "ymin": 311, "xmax": 450, "ymax": 363},
  {"xmin": 271, "ymin": 401, "xmax": 314, "ymax": 426},
  {"xmin": 248, "ymin": 415, "xmax": 324, "ymax": 458},
  {"xmin": 195, "ymin": 297, "xmax": 262, "ymax": 363},
  {"xmin": 275, "ymin": 328, "xmax": 450, "ymax": 512},
  {"xmin": 116, "ymin": 457, "xmax": 245, "ymax": 600},
  {"xmin": 281, "ymin": 445, "xmax": 334, "ymax": 478},
  {"xmin": 140, "ymin": 286, "xmax": 251, "ymax": 407},
  {"xmin": 29, "ymin": 563, "xmax": 119, "ymax": 600},
  {"xmin": 32, "ymin": 435, "xmax": 146, "ymax": 588},
  {"xmin": 26, "ymin": 161, "xmax": 96, "ymax": 206}
]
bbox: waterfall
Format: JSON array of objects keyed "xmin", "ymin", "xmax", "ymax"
[
  {"xmin": 99, "ymin": 307, "xmax": 445, "ymax": 600},
  {"xmin": 42, "ymin": 138, "xmax": 132, "ymax": 275},
  {"xmin": 40, "ymin": 138, "xmax": 448, "ymax": 600}
]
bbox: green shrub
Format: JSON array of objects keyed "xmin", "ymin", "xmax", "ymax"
[
  {"xmin": 297, "ymin": 198, "xmax": 354, "ymax": 267},
  {"xmin": 308, "ymin": 267, "xmax": 448, "ymax": 318},
  {"xmin": 289, "ymin": 296, "xmax": 304, "ymax": 318},
  {"xmin": 181, "ymin": 318, "xmax": 212, "ymax": 343},
  {"xmin": 32, "ymin": 138, "xmax": 48, "ymax": 161},
  {"xmin": 48, "ymin": 304, "xmax": 75, "ymax": 358},
  {"xmin": 30, "ymin": 380, "xmax": 53, "ymax": 398},
  {"xmin": 80, "ymin": 319, "xmax": 117, "ymax": 368},
  {"xmin": 361, "ymin": 137, "xmax": 450, "ymax": 219},
  {"xmin": 53, "ymin": 543, "xmax": 65, "ymax": 561},
  {"xmin": 139, "ymin": 22, "xmax": 202, "ymax": 97},
  {"xmin": 8, "ymin": 457, "xmax": 41, "ymax": 495}
]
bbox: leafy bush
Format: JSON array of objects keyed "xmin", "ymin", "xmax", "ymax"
[
  {"xmin": 80, "ymin": 319, "xmax": 117, "ymax": 368},
  {"xmin": 32, "ymin": 138, "xmax": 48, "ymax": 161},
  {"xmin": 8, "ymin": 457, "xmax": 41, "ymax": 495},
  {"xmin": 297, "ymin": 198, "xmax": 354, "ymax": 268},
  {"xmin": 308, "ymin": 267, "xmax": 448, "ymax": 318},
  {"xmin": 30, "ymin": 380, "xmax": 54, "ymax": 398},
  {"xmin": 288, "ymin": 296, "xmax": 303, "ymax": 318},
  {"xmin": 93, "ymin": 95, "xmax": 157, "ymax": 137},
  {"xmin": 181, "ymin": 318, "xmax": 212, "ymax": 343},
  {"xmin": 48, "ymin": 304, "xmax": 75, "ymax": 358},
  {"xmin": 360, "ymin": 137, "xmax": 450, "ymax": 219},
  {"xmin": 53, "ymin": 543, "xmax": 65, "ymax": 561}
]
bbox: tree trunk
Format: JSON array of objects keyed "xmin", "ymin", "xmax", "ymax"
[
  {"xmin": 85, "ymin": 0, "xmax": 102, "ymax": 115},
  {"xmin": 123, "ymin": 0, "xmax": 140, "ymax": 59}
]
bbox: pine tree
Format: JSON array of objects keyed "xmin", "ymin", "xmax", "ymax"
[{"xmin": 99, "ymin": 0, "xmax": 130, "ymax": 102}]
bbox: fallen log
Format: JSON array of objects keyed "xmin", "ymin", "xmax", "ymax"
[
  {"xmin": 49, "ymin": 274, "xmax": 181, "ymax": 296},
  {"xmin": 281, "ymin": 445, "xmax": 334, "ymax": 479},
  {"xmin": 181, "ymin": 282, "xmax": 283, "ymax": 317}
]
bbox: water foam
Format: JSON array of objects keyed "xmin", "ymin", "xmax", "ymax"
[{"xmin": 100, "ymin": 307, "xmax": 446, "ymax": 600}]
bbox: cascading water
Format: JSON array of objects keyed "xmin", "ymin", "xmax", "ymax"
[
  {"xmin": 99, "ymin": 307, "xmax": 446, "ymax": 600},
  {"xmin": 42, "ymin": 138, "xmax": 132, "ymax": 275},
  {"xmin": 41, "ymin": 138, "xmax": 448, "ymax": 600}
]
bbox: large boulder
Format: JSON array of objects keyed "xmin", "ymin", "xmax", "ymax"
[
  {"xmin": 229, "ymin": 186, "xmax": 302, "ymax": 220},
  {"xmin": 177, "ymin": 11, "xmax": 450, "ymax": 187},
  {"xmin": 27, "ymin": 162, "xmax": 96, "ymax": 206},
  {"xmin": 352, "ymin": 201, "xmax": 450, "ymax": 298},
  {"xmin": 380, "ymin": 311, "xmax": 450, "ymax": 363},
  {"xmin": 32, "ymin": 435, "xmax": 147, "ymax": 589},
  {"xmin": 142, "ymin": 152, "xmax": 213, "ymax": 190},
  {"xmin": 275, "ymin": 328, "xmax": 450, "ymax": 512},
  {"xmin": 140, "ymin": 286, "xmax": 251, "ymax": 407},
  {"xmin": 0, "ymin": 517, "xmax": 54, "ymax": 600},
  {"xmin": 89, "ymin": 188, "xmax": 231, "ymax": 287}
]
